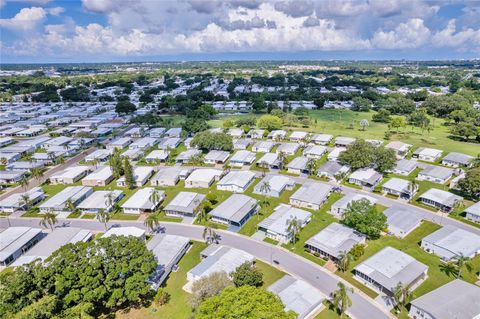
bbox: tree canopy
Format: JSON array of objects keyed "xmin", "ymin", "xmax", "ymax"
[
  {"xmin": 231, "ymin": 262, "xmax": 263, "ymax": 287},
  {"xmin": 0, "ymin": 236, "xmax": 156, "ymax": 318},
  {"xmin": 115, "ymin": 100, "xmax": 136, "ymax": 114},
  {"xmin": 342, "ymin": 199, "xmax": 387, "ymax": 239},
  {"xmin": 256, "ymin": 115, "xmax": 283, "ymax": 130},
  {"xmin": 196, "ymin": 286, "xmax": 295, "ymax": 319},
  {"xmin": 190, "ymin": 131, "xmax": 233, "ymax": 151},
  {"xmin": 338, "ymin": 139, "xmax": 396, "ymax": 173}
]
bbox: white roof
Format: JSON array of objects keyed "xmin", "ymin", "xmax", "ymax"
[
  {"xmin": 0, "ymin": 227, "xmax": 42, "ymax": 263},
  {"xmin": 103, "ymin": 227, "xmax": 145, "ymax": 238},
  {"xmin": 39, "ymin": 186, "xmax": 92, "ymax": 210},
  {"xmin": 0, "ymin": 187, "xmax": 44, "ymax": 209},
  {"xmin": 218, "ymin": 170, "xmax": 255, "ymax": 188},
  {"xmin": 83, "ymin": 166, "xmax": 112, "ymax": 181},
  {"xmin": 423, "ymin": 225, "xmax": 480, "ymax": 258},
  {"xmin": 50, "ymin": 166, "xmax": 90, "ymax": 180},
  {"xmin": 121, "ymin": 187, "xmax": 163, "ymax": 210},
  {"xmin": 186, "ymin": 168, "xmax": 223, "ymax": 183},
  {"xmin": 420, "ymin": 188, "xmax": 462, "ymax": 206},
  {"xmin": 258, "ymin": 204, "xmax": 311, "ymax": 237},
  {"xmin": 77, "ymin": 190, "xmax": 123, "ymax": 210}
]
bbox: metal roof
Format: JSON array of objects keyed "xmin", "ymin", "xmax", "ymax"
[
  {"xmin": 209, "ymin": 194, "xmax": 257, "ymax": 223},
  {"xmin": 0, "ymin": 227, "xmax": 42, "ymax": 263}
]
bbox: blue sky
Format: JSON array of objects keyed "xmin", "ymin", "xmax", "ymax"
[{"xmin": 0, "ymin": 0, "xmax": 479, "ymax": 63}]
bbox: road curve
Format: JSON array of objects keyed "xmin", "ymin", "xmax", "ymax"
[{"xmin": 1, "ymin": 217, "xmax": 394, "ymax": 319}]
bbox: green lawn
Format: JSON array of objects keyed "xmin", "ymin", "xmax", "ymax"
[{"xmin": 315, "ymin": 301, "xmax": 347, "ymax": 319}]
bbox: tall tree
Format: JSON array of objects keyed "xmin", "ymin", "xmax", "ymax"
[
  {"xmin": 123, "ymin": 158, "xmax": 135, "ymax": 189},
  {"xmin": 342, "ymin": 199, "xmax": 387, "ymax": 240},
  {"xmin": 96, "ymin": 208, "xmax": 110, "ymax": 231},
  {"xmin": 337, "ymin": 251, "xmax": 353, "ymax": 272},
  {"xmin": 144, "ymin": 213, "xmax": 161, "ymax": 233},
  {"xmin": 393, "ymin": 282, "xmax": 413, "ymax": 311},
  {"xmin": 286, "ymin": 216, "xmax": 301, "ymax": 248},
  {"xmin": 39, "ymin": 212, "xmax": 57, "ymax": 231},
  {"xmin": 231, "ymin": 262, "xmax": 264, "ymax": 288},
  {"xmin": 331, "ymin": 282, "xmax": 353, "ymax": 317}
]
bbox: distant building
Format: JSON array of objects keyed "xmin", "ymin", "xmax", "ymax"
[{"xmin": 257, "ymin": 204, "xmax": 311, "ymax": 243}]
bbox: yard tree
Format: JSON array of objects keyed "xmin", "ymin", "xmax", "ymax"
[
  {"xmin": 286, "ymin": 216, "xmax": 301, "ymax": 248},
  {"xmin": 231, "ymin": 262, "xmax": 263, "ymax": 288},
  {"xmin": 351, "ymin": 97, "xmax": 372, "ymax": 112},
  {"xmin": 342, "ymin": 199, "xmax": 387, "ymax": 240},
  {"xmin": 450, "ymin": 121, "xmax": 477, "ymax": 141},
  {"xmin": 338, "ymin": 140, "xmax": 375, "ymax": 170},
  {"xmin": 96, "ymin": 208, "xmax": 110, "ymax": 231},
  {"xmin": 359, "ymin": 119, "xmax": 369, "ymax": 131},
  {"xmin": 256, "ymin": 114, "xmax": 283, "ymax": 130},
  {"xmin": 337, "ymin": 251, "xmax": 353, "ymax": 272},
  {"xmin": 123, "ymin": 157, "xmax": 135, "ymax": 189},
  {"xmin": 393, "ymin": 282, "xmax": 413, "ymax": 311},
  {"xmin": 372, "ymin": 109, "xmax": 391, "ymax": 123},
  {"xmin": 191, "ymin": 131, "xmax": 233, "ymax": 151},
  {"xmin": 251, "ymin": 95, "xmax": 266, "ymax": 113},
  {"xmin": 457, "ymin": 168, "xmax": 480, "ymax": 199},
  {"xmin": 407, "ymin": 108, "xmax": 430, "ymax": 130},
  {"xmin": 196, "ymin": 286, "xmax": 296, "ymax": 319},
  {"xmin": 39, "ymin": 212, "xmax": 57, "ymax": 231},
  {"xmin": 182, "ymin": 117, "xmax": 209, "ymax": 134},
  {"xmin": 388, "ymin": 116, "xmax": 406, "ymax": 133},
  {"xmin": 331, "ymin": 282, "xmax": 353, "ymax": 317},
  {"xmin": 189, "ymin": 271, "xmax": 233, "ymax": 309},
  {"xmin": 373, "ymin": 146, "xmax": 396, "ymax": 173},
  {"xmin": 144, "ymin": 213, "xmax": 161, "ymax": 233},
  {"xmin": 0, "ymin": 236, "xmax": 156, "ymax": 318},
  {"xmin": 223, "ymin": 119, "xmax": 234, "ymax": 130},
  {"xmin": 108, "ymin": 148, "xmax": 124, "ymax": 178},
  {"xmin": 115, "ymin": 100, "xmax": 136, "ymax": 114}
]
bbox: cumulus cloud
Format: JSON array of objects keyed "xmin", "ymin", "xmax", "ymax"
[
  {"xmin": 372, "ymin": 18, "xmax": 431, "ymax": 49},
  {"xmin": 432, "ymin": 19, "xmax": 480, "ymax": 50},
  {"xmin": 0, "ymin": 6, "xmax": 47, "ymax": 32},
  {"xmin": 274, "ymin": 0, "xmax": 315, "ymax": 18}
]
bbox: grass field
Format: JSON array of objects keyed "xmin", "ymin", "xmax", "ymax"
[{"xmin": 208, "ymin": 109, "xmax": 480, "ymax": 156}]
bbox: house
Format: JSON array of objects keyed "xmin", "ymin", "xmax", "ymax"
[
  {"xmin": 442, "ymin": 152, "xmax": 474, "ymax": 168},
  {"xmin": 185, "ymin": 169, "xmax": 223, "ymax": 188},
  {"xmin": 421, "ymin": 225, "xmax": 480, "ymax": 261},
  {"xmin": 0, "ymin": 137, "xmax": 14, "ymax": 147},
  {"xmin": 382, "ymin": 178, "xmax": 417, "ymax": 199},
  {"xmin": 217, "ymin": 170, "xmax": 255, "ymax": 193},
  {"xmin": 82, "ymin": 166, "xmax": 114, "ymax": 187},
  {"xmin": 252, "ymin": 141, "xmax": 275, "ymax": 153},
  {"xmin": 327, "ymin": 147, "xmax": 346, "ymax": 161},
  {"xmin": 6, "ymin": 161, "xmax": 44, "ymax": 172},
  {"xmin": 39, "ymin": 186, "xmax": 93, "ymax": 214},
  {"xmin": 147, "ymin": 234, "xmax": 190, "ymax": 289},
  {"xmin": 149, "ymin": 127, "xmax": 166, "ymax": 138},
  {"xmin": 227, "ymin": 128, "xmax": 244, "ymax": 138},
  {"xmin": 229, "ymin": 150, "xmax": 256, "ymax": 166},
  {"xmin": 256, "ymin": 152, "xmax": 281, "ymax": 169},
  {"xmin": 268, "ymin": 275, "xmax": 325, "ymax": 319},
  {"xmin": 84, "ymin": 149, "xmax": 112, "ymax": 163},
  {"xmin": 77, "ymin": 190, "xmax": 124, "ymax": 213},
  {"xmin": 43, "ymin": 136, "xmax": 73, "ymax": 147},
  {"xmin": 121, "ymin": 188, "xmax": 165, "ymax": 214},
  {"xmin": 124, "ymin": 127, "xmax": 145, "ymax": 138},
  {"xmin": 107, "ymin": 137, "xmax": 132, "ymax": 150},
  {"xmin": 0, "ymin": 170, "xmax": 27, "ymax": 185},
  {"xmin": 187, "ymin": 245, "xmax": 255, "ymax": 284},
  {"xmin": 247, "ymin": 129, "xmax": 265, "ymax": 139},
  {"xmin": 305, "ymin": 222, "xmax": 366, "ymax": 260},
  {"xmin": 385, "ymin": 141, "xmax": 412, "ymax": 159},
  {"xmin": 11, "ymin": 228, "xmax": 92, "ymax": 266},
  {"xmin": 32, "ymin": 151, "xmax": 65, "ymax": 165},
  {"xmin": 103, "ymin": 227, "xmax": 146, "ymax": 239},
  {"xmin": 465, "ymin": 201, "xmax": 480, "ymax": 223},
  {"xmin": 183, "ymin": 137, "xmax": 194, "ymax": 149},
  {"xmin": 317, "ymin": 161, "xmax": 350, "ymax": 182},
  {"xmin": 129, "ymin": 137, "xmax": 158, "ymax": 150},
  {"xmin": 0, "ymin": 187, "xmax": 45, "ymax": 214},
  {"xmin": 158, "ymin": 137, "xmax": 181, "ymax": 149},
  {"xmin": 335, "ymin": 136, "xmax": 355, "ymax": 147},
  {"xmin": 330, "ymin": 193, "xmax": 377, "ymax": 218},
  {"xmin": 0, "ymin": 227, "xmax": 43, "ymax": 266},
  {"xmin": 276, "ymin": 143, "xmax": 299, "ymax": 156},
  {"xmin": 412, "ymin": 147, "xmax": 443, "ymax": 162},
  {"xmin": 49, "ymin": 166, "xmax": 91, "ymax": 184},
  {"xmin": 176, "ymin": 149, "xmax": 201, "ymax": 164},
  {"xmin": 289, "ymin": 131, "xmax": 308, "ymax": 142},
  {"xmin": 354, "ymin": 247, "xmax": 428, "ymax": 295},
  {"xmin": 209, "ymin": 194, "xmax": 258, "ymax": 228},
  {"xmin": 349, "ymin": 168, "xmax": 382, "ymax": 188},
  {"xmin": 151, "ymin": 167, "xmax": 190, "ymax": 187},
  {"xmin": 303, "ymin": 145, "xmax": 327, "ymax": 159},
  {"xmin": 117, "ymin": 166, "xmax": 154, "ymax": 187},
  {"xmin": 145, "ymin": 150, "xmax": 169, "ymax": 163},
  {"xmin": 392, "ymin": 159, "xmax": 417, "ymax": 176},
  {"xmin": 366, "ymin": 139, "xmax": 383, "ymax": 147},
  {"xmin": 384, "ymin": 205, "xmax": 423, "ymax": 238},
  {"xmin": 267, "ymin": 129, "xmax": 287, "ymax": 140},
  {"xmin": 257, "ymin": 204, "xmax": 311, "ymax": 243},
  {"xmin": 232, "ymin": 139, "xmax": 252, "ymax": 150},
  {"xmin": 409, "ymin": 279, "xmax": 480, "ymax": 319},
  {"xmin": 121, "ymin": 148, "xmax": 144, "ymax": 160},
  {"xmin": 0, "ymin": 152, "xmax": 21, "ymax": 164},
  {"xmin": 204, "ymin": 150, "xmax": 230, "ymax": 164},
  {"xmin": 418, "ymin": 189, "xmax": 462, "ymax": 212},
  {"xmin": 287, "ymin": 156, "xmax": 309, "ymax": 175},
  {"xmin": 417, "ymin": 165, "xmax": 454, "ymax": 184},
  {"xmin": 253, "ymin": 175, "xmax": 294, "ymax": 198},
  {"xmin": 289, "ymin": 182, "xmax": 333, "ymax": 210},
  {"xmin": 165, "ymin": 127, "xmax": 182, "ymax": 137},
  {"xmin": 163, "ymin": 191, "xmax": 205, "ymax": 217},
  {"xmin": 311, "ymin": 133, "xmax": 333, "ymax": 145}
]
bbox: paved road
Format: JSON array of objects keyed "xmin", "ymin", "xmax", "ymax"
[{"xmin": 0, "ymin": 217, "xmax": 394, "ymax": 319}]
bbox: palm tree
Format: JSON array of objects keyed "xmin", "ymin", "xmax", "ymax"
[
  {"xmin": 39, "ymin": 212, "xmax": 57, "ymax": 231},
  {"xmin": 203, "ymin": 226, "xmax": 220, "ymax": 244},
  {"xmin": 337, "ymin": 251, "xmax": 353, "ymax": 272},
  {"xmin": 453, "ymin": 253, "xmax": 472, "ymax": 278},
  {"xmin": 19, "ymin": 176, "xmax": 29, "ymax": 191},
  {"xmin": 307, "ymin": 157, "xmax": 317, "ymax": 176},
  {"xmin": 258, "ymin": 161, "xmax": 268, "ymax": 177},
  {"xmin": 149, "ymin": 189, "xmax": 162, "ymax": 211},
  {"xmin": 286, "ymin": 216, "xmax": 301, "ymax": 248},
  {"xmin": 194, "ymin": 200, "xmax": 208, "ymax": 222},
  {"xmin": 331, "ymin": 282, "xmax": 353, "ymax": 317},
  {"xmin": 47, "ymin": 152, "xmax": 56, "ymax": 165},
  {"xmin": 223, "ymin": 163, "xmax": 231, "ymax": 174},
  {"xmin": 96, "ymin": 208, "xmax": 110, "ymax": 231},
  {"xmin": 259, "ymin": 181, "xmax": 271, "ymax": 198},
  {"xmin": 64, "ymin": 198, "xmax": 75, "ymax": 212},
  {"xmin": 407, "ymin": 180, "xmax": 418, "ymax": 201},
  {"xmin": 144, "ymin": 213, "xmax": 161, "ymax": 233},
  {"xmin": 104, "ymin": 191, "xmax": 115, "ymax": 210},
  {"xmin": 19, "ymin": 193, "xmax": 32, "ymax": 211},
  {"xmin": 277, "ymin": 151, "xmax": 287, "ymax": 170},
  {"xmin": 31, "ymin": 168, "xmax": 44, "ymax": 182},
  {"xmin": 393, "ymin": 282, "xmax": 413, "ymax": 311}
]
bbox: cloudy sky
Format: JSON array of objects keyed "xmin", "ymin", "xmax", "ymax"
[{"xmin": 0, "ymin": 0, "xmax": 479, "ymax": 63}]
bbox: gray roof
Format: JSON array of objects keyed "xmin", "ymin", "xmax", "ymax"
[
  {"xmin": 384, "ymin": 206, "xmax": 423, "ymax": 236},
  {"xmin": 253, "ymin": 175, "xmax": 294, "ymax": 197},
  {"xmin": 305, "ymin": 223, "xmax": 365, "ymax": 259},
  {"xmin": 204, "ymin": 150, "xmax": 230, "ymax": 162},
  {"xmin": 77, "ymin": 190, "xmax": 123, "ymax": 210},
  {"xmin": 318, "ymin": 161, "xmax": 350, "ymax": 176},
  {"xmin": 257, "ymin": 152, "xmax": 279, "ymax": 166},
  {"xmin": 164, "ymin": 191, "xmax": 205, "ymax": 214},
  {"xmin": 268, "ymin": 275, "xmax": 325, "ymax": 319},
  {"xmin": 290, "ymin": 182, "xmax": 333, "ymax": 206},
  {"xmin": 410, "ymin": 279, "xmax": 480, "ymax": 319},
  {"xmin": 258, "ymin": 204, "xmax": 311, "ymax": 237},
  {"xmin": 217, "ymin": 170, "xmax": 255, "ymax": 188},
  {"xmin": 382, "ymin": 178, "xmax": 411, "ymax": 193},
  {"xmin": 147, "ymin": 234, "xmax": 189, "ymax": 276},
  {"xmin": 0, "ymin": 227, "xmax": 42, "ymax": 263},
  {"xmin": 11, "ymin": 227, "xmax": 92, "ymax": 266},
  {"xmin": 419, "ymin": 189, "xmax": 462, "ymax": 207},
  {"xmin": 422, "ymin": 225, "xmax": 480, "ymax": 258},
  {"xmin": 442, "ymin": 152, "xmax": 474, "ymax": 165},
  {"xmin": 209, "ymin": 194, "xmax": 257, "ymax": 223},
  {"xmin": 152, "ymin": 167, "xmax": 186, "ymax": 183},
  {"xmin": 465, "ymin": 201, "xmax": 480, "ymax": 217},
  {"xmin": 355, "ymin": 247, "xmax": 428, "ymax": 292},
  {"xmin": 349, "ymin": 168, "xmax": 382, "ymax": 185},
  {"xmin": 394, "ymin": 159, "xmax": 417, "ymax": 172},
  {"xmin": 121, "ymin": 188, "xmax": 164, "ymax": 210},
  {"xmin": 287, "ymin": 156, "xmax": 309, "ymax": 170},
  {"xmin": 419, "ymin": 165, "xmax": 454, "ymax": 180}
]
